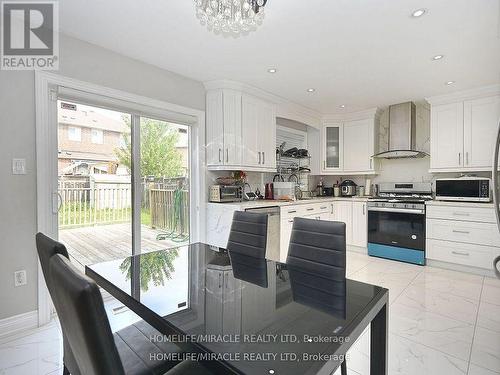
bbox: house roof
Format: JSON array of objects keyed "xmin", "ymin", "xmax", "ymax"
[{"xmin": 58, "ymin": 103, "xmax": 129, "ymax": 133}]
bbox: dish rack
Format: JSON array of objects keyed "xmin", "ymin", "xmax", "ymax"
[{"xmin": 275, "ymin": 154, "xmax": 311, "ymax": 191}]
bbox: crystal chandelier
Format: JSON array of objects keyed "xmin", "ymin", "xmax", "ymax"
[{"xmin": 194, "ymin": 0, "xmax": 267, "ymax": 35}]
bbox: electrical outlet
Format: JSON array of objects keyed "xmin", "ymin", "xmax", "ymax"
[
  {"xmin": 14, "ymin": 270, "xmax": 27, "ymax": 287},
  {"xmin": 12, "ymin": 159, "xmax": 26, "ymax": 175}
]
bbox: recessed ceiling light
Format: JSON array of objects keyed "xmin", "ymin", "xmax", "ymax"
[
  {"xmin": 411, "ymin": 8, "xmax": 426, "ymax": 18},
  {"xmin": 445, "ymin": 81, "xmax": 455, "ymax": 85},
  {"xmin": 307, "ymin": 88, "xmax": 316, "ymax": 93},
  {"xmin": 432, "ymin": 55, "xmax": 444, "ymax": 60},
  {"xmin": 340, "ymin": 105, "xmax": 346, "ymax": 108},
  {"xmin": 268, "ymin": 68, "xmax": 277, "ymax": 73}
]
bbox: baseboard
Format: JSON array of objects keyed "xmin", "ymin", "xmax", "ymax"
[
  {"xmin": 427, "ymin": 259, "xmax": 496, "ymax": 277},
  {"xmin": 347, "ymin": 245, "xmax": 368, "ymax": 254},
  {"xmin": 0, "ymin": 310, "xmax": 38, "ymax": 342}
]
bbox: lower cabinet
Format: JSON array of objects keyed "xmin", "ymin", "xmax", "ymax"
[
  {"xmin": 426, "ymin": 203, "xmax": 500, "ymax": 270},
  {"xmin": 279, "ymin": 200, "xmax": 368, "ymax": 262},
  {"xmin": 331, "ymin": 201, "xmax": 367, "ymax": 248}
]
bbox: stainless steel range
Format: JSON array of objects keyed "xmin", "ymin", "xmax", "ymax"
[{"xmin": 367, "ymin": 182, "xmax": 432, "ymax": 265}]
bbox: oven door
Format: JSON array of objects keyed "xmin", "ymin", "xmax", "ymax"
[{"xmin": 368, "ymin": 209, "xmax": 425, "ymax": 251}]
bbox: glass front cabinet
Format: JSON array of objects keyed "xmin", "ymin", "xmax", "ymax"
[{"xmin": 322, "ymin": 123, "xmax": 343, "ymax": 172}]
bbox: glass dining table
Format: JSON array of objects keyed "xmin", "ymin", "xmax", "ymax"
[{"xmin": 86, "ymin": 243, "xmax": 388, "ymax": 375}]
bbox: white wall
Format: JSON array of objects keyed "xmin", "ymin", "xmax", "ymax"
[{"xmin": 0, "ymin": 33, "xmax": 205, "ymax": 320}]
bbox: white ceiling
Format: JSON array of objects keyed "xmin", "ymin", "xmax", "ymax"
[{"xmin": 59, "ymin": 0, "xmax": 500, "ymax": 114}]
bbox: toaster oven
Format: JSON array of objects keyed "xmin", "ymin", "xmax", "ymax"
[{"xmin": 209, "ymin": 185, "xmax": 243, "ymax": 203}]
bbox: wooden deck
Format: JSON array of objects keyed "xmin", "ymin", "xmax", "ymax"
[{"xmin": 59, "ymin": 223, "xmax": 188, "ymax": 271}]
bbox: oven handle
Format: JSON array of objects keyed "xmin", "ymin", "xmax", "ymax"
[{"xmin": 367, "ymin": 207, "xmax": 425, "ymax": 215}]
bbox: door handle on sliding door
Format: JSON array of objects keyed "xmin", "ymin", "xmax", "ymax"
[{"xmin": 52, "ymin": 192, "xmax": 62, "ymax": 214}]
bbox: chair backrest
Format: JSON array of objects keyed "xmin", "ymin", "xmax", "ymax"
[
  {"xmin": 49, "ymin": 254, "xmax": 125, "ymax": 375},
  {"xmin": 229, "ymin": 251, "xmax": 269, "ymax": 288},
  {"xmin": 35, "ymin": 233, "xmax": 82, "ymax": 375},
  {"xmin": 286, "ymin": 218, "xmax": 347, "ymax": 314},
  {"xmin": 226, "ymin": 211, "xmax": 268, "ymax": 258}
]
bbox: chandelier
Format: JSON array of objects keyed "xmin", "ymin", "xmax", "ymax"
[{"xmin": 194, "ymin": 0, "xmax": 267, "ymax": 35}]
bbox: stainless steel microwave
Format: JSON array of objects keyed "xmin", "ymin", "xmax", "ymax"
[{"xmin": 435, "ymin": 177, "xmax": 491, "ymax": 202}]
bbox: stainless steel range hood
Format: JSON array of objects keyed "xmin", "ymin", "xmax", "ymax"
[{"xmin": 372, "ymin": 102, "xmax": 429, "ymax": 159}]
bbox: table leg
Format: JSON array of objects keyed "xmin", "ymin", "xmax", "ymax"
[{"xmin": 370, "ymin": 303, "xmax": 387, "ymax": 375}]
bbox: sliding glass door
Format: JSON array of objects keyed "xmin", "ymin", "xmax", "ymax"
[{"xmin": 57, "ymin": 100, "xmax": 190, "ymax": 271}]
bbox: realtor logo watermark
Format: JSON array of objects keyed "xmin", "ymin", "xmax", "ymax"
[{"xmin": 1, "ymin": 1, "xmax": 59, "ymax": 70}]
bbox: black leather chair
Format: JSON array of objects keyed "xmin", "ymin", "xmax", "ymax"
[
  {"xmin": 286, "ymin": 218, "xmax": 348, "ymax": 375},
  {"xmin": 48, "ymin": 252, "xmax": 216, "ymax": 375},
  {"xmin": 35, "ymin": 233, "xmax": 214, "ymax": 375},
  {"xmin": 226, "ymin": 211, "xmax": 268, "ymax": 258}
]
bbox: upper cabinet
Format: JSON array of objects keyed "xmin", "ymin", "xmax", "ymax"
[
  {"xmin": 428, "ymin": 87, "xmax": 500, "ymax": 172},
  {"xmin": 319, "ymin": 111, "xmax": 379, "ymax": 175},
  {"xmin": 206, "ymin": 88, "xmax": 276, "ymax": 172}
]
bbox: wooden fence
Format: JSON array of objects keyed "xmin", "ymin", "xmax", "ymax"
[
  {"xmin": 149, "ymin": 189, "xmax": 189, "ymax": 234},
  {"xmin": 58, "ymin": 186, "xmax": 189, "ymax": 236},
  {"xmin": 58, "ymin": 187, "xmax": 132, "ymax": 228}
]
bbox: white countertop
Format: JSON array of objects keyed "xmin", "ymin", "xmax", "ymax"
[
  {"xmin": 208, "ymin": 196, "xmax": 371, "ymax": 210},
  {"xmin": 426, "ymin": 200, "xmax": 495, "ymax": 208}
]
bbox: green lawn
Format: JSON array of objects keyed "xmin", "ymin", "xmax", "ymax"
[{"xmin": 59, "ymin": 203, "xmax": 151, "ymax": 228}]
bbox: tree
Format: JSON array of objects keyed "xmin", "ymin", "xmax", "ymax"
[{"xmin": 115, "ymin": 116, "xmax": 184, "ymax": 177}]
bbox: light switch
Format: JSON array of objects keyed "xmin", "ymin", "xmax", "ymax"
[{"xmin": 12, "ymin": 158, "xmax": 26, "ymax": 175}]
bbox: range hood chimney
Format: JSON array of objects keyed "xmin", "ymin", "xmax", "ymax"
[{"xmin": 372, "ymin": 102, "xmax": 428, "ymax": 159}]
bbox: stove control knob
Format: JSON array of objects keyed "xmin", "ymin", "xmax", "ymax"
[
  {"xmin": 393, "ymin": 203, "xmax": 397, "ymax": 208},
  {"xmin": 412, "ymin": 204, "xmax": 417, "ymax": 209}
]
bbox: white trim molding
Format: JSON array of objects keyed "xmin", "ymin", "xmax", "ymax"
[
  {"xmin": 426, "ymin": 84, "xmax": 500, "ymax": 106},
  {"xmin": 35, "ymin": 71, "xmax": 207, "ymax": 325},
  {"xmin": 322, "ymin": 107, "xmax": 382, "ymax": 123},
  {"xmin": 0, "ymin": 311, "xmax": 38, "ymax": 342}
]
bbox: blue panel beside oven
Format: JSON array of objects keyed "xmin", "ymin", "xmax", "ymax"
[{"xmin": 368, "ymin": 243, "xmax": 425, "ymax": 266}]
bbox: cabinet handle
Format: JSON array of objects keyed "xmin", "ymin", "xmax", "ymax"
[
  {"xmin": 258, "ymin": 152, "xmax": 261, "ymax": 165},
  {"xmin": 452, "ymin": 251, "xmax": 470, "ymax": 256},
  {"xmin": 288, "ymin": 210, "xmax": 297, "ymax": 214},
  {"xmin": 218, "ymin": 273, "xmax": 222, "ymax": 288},
  {"xmin": 466, "ymin": 152, "xmax": 469, "ymax": 165},
  {"xmin": 219, "ymin": 148, "xmax": 222, "ymax": 163},
  {"xmin": 320, "ymin": 206, "xmax": 328, "ymax": 210},
  {"xmin": 453, "ymin": 212, "xmax": 470, "ymax": 216},
  {"xmin": 458, "ymin": 152, "xmax": 461, "ymax": 166},
  {"xmin": 452, "ymin": 230, "xmax": 470, "ymax": 234},
  {"xmin": 331, "ymin": 204, "xmax": 334, "ymax": 215},
  {"xmin": 363, "ymin": 204, "xmax": 365, "ymax": 215},
  {"xmin": 306, "ymin": 208, "xmax": 314, "ymax": 211},
  {"xmin": 226, "ymin": 149, "xmax": 229, "ymax": 163},
  {"xmin": 370, "ymin": 158, "xmax": 372, "ymax": 169},
  {"xmin": 262, "ymin": 152, "xmax": 265, "ymax": 165},
  {"xmin": 288, "ymin": 219, "xmax": 294, "ymax": 223}
]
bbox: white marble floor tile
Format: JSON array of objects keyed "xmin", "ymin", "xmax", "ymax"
[
  {"xmin": 345, "ymin": 326, "xmax": 370, "ymax": 375},
  {"xmin": 390, "ymin": 303, "xmax": 474, "ymax": 360},
  {"xmin": 0, "ymin": 323, "xmax": 62, "ymax": 375},
  {"xmin": 483, "ymin": 277, "xmax": 500, "ymax": 288},
  {"xmin": 481, "ymin": 282, "xmax": 500, "ymax": 307},
  {"xmin": 346, "ymin": 252, "xmax": 375, "ymax": 276},
  {"xmin": 396, "ymin": 284, "xmax": 479, "ymax": 325},
  {"xmin": 389, "ymin": 333, "xmax": 469, "ymax": 375},
  {"xmin": 412, "ymin": 268, "xmax": 484, "ymax": 300},
  {"xmin": 468, "ymin": 364, "xmax": 500, "ymax": 375},
  {"xmin": 470, "ymin": 326, "xmax": 500, "ymax": 373},
  {"xmin": 477, "ymin": 301, "xmax": 500, "ymax": 333}
]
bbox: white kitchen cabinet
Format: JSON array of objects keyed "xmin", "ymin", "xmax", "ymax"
[
  {"xmin": 351, "ymin": 201, "xmax": 368, "ymax": 248},
  {"xmin": 320, "ymin": 114, "xmax": 378, "ymax": 175},
  {"xmin": 206, "ymin": 89, "xmax": 276, "ymax": 171},
  {"xmin": 343, "ymin": 119, "xmax": 374, "ymax": 173},
  {"xmin": 426, "ymin": 202, "xmax": 500, "ymax": 270},
  {"xmin": 206, "ymin": 90, "xmax": 224, "ymax": 166},
  {"xmin": 322, "ymin": 123, "xmax": 343, "ymax": 173},
  {"xmin": 241, "ymin": 94, "xmax": 276, "ymax": 170},
  {"xmin": 331, "ymin": 201, "xmax": 353, "ymax": 245},
  {"xmin": 463, "ymin": 96, "xmax": 500, "ymax": 168},
  {"xmin": 430, "ymin": 102, "xmax": 464, "ymax": 170},
  {"xmin": 429, "ymin": 90, "xmax": 500, "ymax": 172},
  {"xmin": 206, "ymin": 89, "xmax": 242, "ymax": 167}
]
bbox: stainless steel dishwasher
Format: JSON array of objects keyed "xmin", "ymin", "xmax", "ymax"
[{"xmin": 245, "ymin": 206, "xmax": 281, "ymax": 262}]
